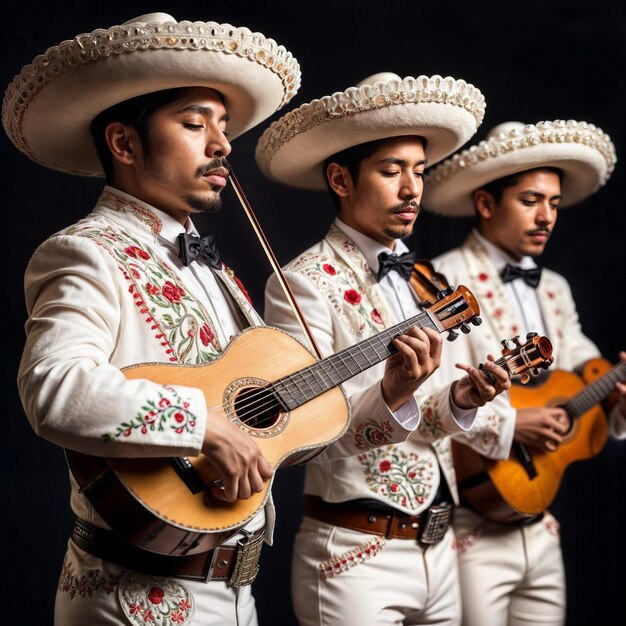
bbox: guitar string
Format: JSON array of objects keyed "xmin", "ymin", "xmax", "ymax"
[
  {"xmin": 205, "ymin": 330, "xmax": 540, "ymax": 428},
  {"xmin": 566, "ymin": 361, "xmax": 626, "ymax": 417},
  {"xmin": 202, "ymin": 314, "xmax": 444, "ymax": 424}
]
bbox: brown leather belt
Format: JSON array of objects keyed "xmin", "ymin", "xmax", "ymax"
[
  {"xmin": 304, "ymin": 495, "xmax": 453, "ymax": 544},
  {"xmin": 70, "ymin": 516, "xmax": 264, "ymax": 586}
]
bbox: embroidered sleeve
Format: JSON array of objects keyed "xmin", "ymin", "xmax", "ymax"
[{"xmin": 18, "ymin": 234, "xmax": 207, "ymax": 457}]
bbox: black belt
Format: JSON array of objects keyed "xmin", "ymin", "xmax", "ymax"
[{"xmin": 70, "ymin": 517, "xmax": 264, "ymax": 586}]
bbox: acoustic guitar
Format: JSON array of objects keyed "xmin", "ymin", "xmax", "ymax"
[
  {"xmin": 66, "ymin": 285, "xmax": 480, "ymax": 556},
  {"xmin": 454, "ymin": 356, "xmax": 626, "ymax": 523}
]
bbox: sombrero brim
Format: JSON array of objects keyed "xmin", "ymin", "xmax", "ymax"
[
  {"xmin": 255, "ymin": 75, "xmax": 486, "ymax": 190},
  {"xmin": 3, "ymin": 16, "xmax": 301, "ymax": 177},
  {"xmin": 423, "ymin": 120, "xmax": 617, "ymax": 216}
]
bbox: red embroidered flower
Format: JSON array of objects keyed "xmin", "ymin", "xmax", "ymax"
[
  {"xmin": 146, "ymin": 282, "xmax": 160, "ymax": 295},
  {"xmin": 129, "ymin": 603, "xmax": 142, "ymax": 615},
  {"xmin": 323, "ymin": 263, "xmax": 337, "ymax": 275},
  {"xmin": 159, "ymin": 398, "xmax": 171, "ymax": 408},
  {"xmin": 511, "ymin": 325, "xmax": 518, "ymax": 334},
  {"xmin": 171, "ymin": 611, "xmax": 185, "ymax": 624},
  {"xmin": 485, "ymin": 291, "xmax": 493, "ymax": 299},
  {"xmin": 371, "ymin": 308, "xmax": 383, "ymax": 325},
  {"xmin": 408, "ymin": 471, "xmax": 416, "ymax": 479},
  {"xmin": 344, "ymin": 289, "xmax": 361, "ymax": 305},
  {"xmin": 174, "ymin": 412, "xmax": 185, "ymax": 423},
  {"xmin": 379, "ymin": 459, "xmax": 392, "ymax": 473},
  {"xmin": 124, "ymin": 245, "xmax": 150, "ymax": 260},
  {"xmin": 547, "ymin": 291, "xmax": 555, "ymax": 299},
  {"xmin": 162, "ymin": 281, "xmax": 185, "ymax": 303},
  {"xmin": 143, "ymin": 609, "xmax": 155, "ymax": 623},
  {"xmin": 493, "ymin": 308, "xmax": 503, "ymax": 319},
  {"xmin": 147, "ymin": 587, "xmax": 164, "ymax": 604},
  {"xmin": 390, "ymin": 483, "xmax": 400, "ymax": 493},
  {"xmin": 199, "ymin": 323, "xmax": 214, "ymax": 346},
  {"xmin": 234, "ymin": 275, "xmax": 253, "ymax": 305},
  {"xmin": 478, "ymin": 272, "xmax": 489, "ymax": 282},
  {"xmin": 178, "ymin": 599, "xmax": 192, "ymax": 611}
]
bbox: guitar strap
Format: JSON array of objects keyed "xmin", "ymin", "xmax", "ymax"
[{"xmin": 409, "ymin": 259, "xmax": 452, "ymax": 307}]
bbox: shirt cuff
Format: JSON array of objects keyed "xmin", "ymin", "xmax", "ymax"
[
  {"xmin": 391, "ymin": 395, "xmax": 420, "ymax": 430},
  {"xmin": 449, "ymin": 390, "xmax": 477, "ymax": 430}
]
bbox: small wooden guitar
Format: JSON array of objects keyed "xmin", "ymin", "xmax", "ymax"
[
  {"xmin": 454, "ymin": 356, "xmax": 625, "ymax": 523},
  {"xmin": 66, "ymin": 285, "xmax": 480, "ymax": 555},
  {"xmin": 452, "ymin": 333, "xmax": 555, "ymax": 523}
]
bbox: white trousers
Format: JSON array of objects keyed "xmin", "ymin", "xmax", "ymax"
[
  {"xmin": 291, "ymin": 516, "xmax": 461, "ymax": 626},
  {"xmin": 54, "ymin": 540, "xmax": 258, "ymax": 626},
  {"xmin": 454, "ymin": 507, "xmax": 565, "ymax": 626}
]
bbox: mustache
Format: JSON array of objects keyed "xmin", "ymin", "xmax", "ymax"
[
  {"xmin": 196, "ymin": 158, "xmax": 232, "ymax": 178},
  {"xmin": 388, "ymin": 200, "xmax": 421, "ymax": 215},
  {"xmin": 526, "ymin": 226, "xmax": 551, "ymax": 236}
]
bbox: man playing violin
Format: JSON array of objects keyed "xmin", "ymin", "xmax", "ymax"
[
  {"xmin": 424, "ymin": 120, "xmax": 626, "ymax": 626},
  {"xmin": 259, "ymin": 72, "xmax": 512, "ymax": 626}
]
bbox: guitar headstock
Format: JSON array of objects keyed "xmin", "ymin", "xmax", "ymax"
[
  {"xmin": 499, "ymin": 332, "xmax": 554, "ymax": 384},
  {"xmin": 426, "ymin": 285, "xmax": 482, "ymax": 341}
]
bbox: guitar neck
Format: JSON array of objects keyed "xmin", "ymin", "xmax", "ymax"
[
  {"xmin": 273, "ymin": 309, "xmax": 440, "ymax": 410},
  {"xmin": 566, "ymin": 361, "xmax": 626, "ymax": 419}
]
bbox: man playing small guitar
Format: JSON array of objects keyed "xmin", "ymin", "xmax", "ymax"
[{"xmin": 424, "ymin": 120, "xmax": 626, "ymax": 626}]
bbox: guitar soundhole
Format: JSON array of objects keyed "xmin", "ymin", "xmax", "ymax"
[{"xmin": 234, "ymin": 385, "xmax": 282, "ymax": 431}]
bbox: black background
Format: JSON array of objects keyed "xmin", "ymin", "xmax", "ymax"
[{"xmin": 3, "ymin": 1, "xmax": 625, "ymax": 624}]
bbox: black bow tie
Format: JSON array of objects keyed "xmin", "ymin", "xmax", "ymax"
[
  {"xmin": 178, "ymin": 233, "xmax": 222, "ymax": 269},
  {"xmin": 500, "ymin": 263, "xmax": 542, "ymax": 288},
  {"xmin": 377, "ymin": 251, "xmax": 416, "ymax": 281}
]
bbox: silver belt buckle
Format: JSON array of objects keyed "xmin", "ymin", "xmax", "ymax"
[
  {"xmin": 420, "ymin": 503, "xmax": 452, "ymax": 545},
  {"xmin": 229, "ymin": 530, "xmax": 264, "ymax": 588}
]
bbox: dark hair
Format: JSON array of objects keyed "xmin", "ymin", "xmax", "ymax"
[
  {"xmin": 323, "ymin": 135, "xmax": 427, "ymax": 208},
  {"xmin": 478, "ymin": 166, "xmax": 565, "ymax": 204},
  {"xmin": 90, "ymin": 87, "xmax": 193, "ymax": 183}
]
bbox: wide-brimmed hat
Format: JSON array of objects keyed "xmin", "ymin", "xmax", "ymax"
[
  {"xmin": 255, "ymin": 72, "xmax": 486, "ymax": 189},
  {"xmin": 2, "ymin": 12, "xmax": 301, "ymax": 177},
  {"xmin": 423, "ymin": 120, "xmax": 617, "ymax": 216}
]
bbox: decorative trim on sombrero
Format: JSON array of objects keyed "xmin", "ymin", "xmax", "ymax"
[
  {"xmin": 2, "ymin": 16, "xmax": 301, "ymax": 175},
  {"xmin": 255, "ymin": 74, "xmax": 486, "ymax": 189},
  {"xmin": 424, "ymin": 119, "xmax": 616, "ymax": 216}
]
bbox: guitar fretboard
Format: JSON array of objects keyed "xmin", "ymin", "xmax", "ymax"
[
  {"xmin": 567, "ymin": 361, "xmax": 626, "ymax": 419},
  {"xmin": 273, "ymin": 310, "xmax": 439, "ymax": 410}
]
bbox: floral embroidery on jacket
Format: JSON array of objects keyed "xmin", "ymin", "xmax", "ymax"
[
  {"xmin": 57, "ymin": 556, "xmax": 122, "ymax": 599},
  {"xmin": 288, "ymin": 256, "xmax": 383, "ymax": 340},
  {"xmin": 358, "ymin": 445, "xmax": 436, "ymax": 509},
  {"xmin": 416, "ymin": 397, "xmax": 446, "ymax": 440},
  {"xmin": 354, "ymin": 419, "xmax": 395, "ymax": 450},
  {"xmin": 101, "ymin": 188, "xmax": 163, "ymax": 235},
  {"xmin": 65, "ymin": 223, "xmax": 223, "ymax": 364},
  {"xmin": 103, "ymin": 385, "xmax": 196, "ymax": 442}
]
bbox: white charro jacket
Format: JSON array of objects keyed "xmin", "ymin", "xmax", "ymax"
[{"xmin": 264, "ymin": 224, "xmax": 514, "ymax": 515}]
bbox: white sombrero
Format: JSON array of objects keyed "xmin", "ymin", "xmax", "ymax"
[
  {"xmin": 2, "ymin": 12, "xmax": 301, "ymax": 177},
  {"xmin": 255, "ymin": 72, "xmax": 486, "ymax": 189},
  {"xmin": 424, "ymin": 120, "xmax": 617, "ymax": 216}
]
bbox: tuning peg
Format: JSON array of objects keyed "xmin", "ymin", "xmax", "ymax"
[
  {"xmin": 437, "ymin": 290, "xmax": 448, "ymax": 300},
  {"xmin": 511, "ymin": 335, "xmax": 521, "ymax": 347},
  {"xmin": 501, "ymin": 338, "xmax": 512, "ymax": 349},
  {"xmin": 460, "ymin": 323, "xmax": 471, "ymax": 334},
  {"xmin": 526, "ymin": 332, "xmax": 538, "ymax": 341},
  {"xmin": 531, "ymin": 367, "xmax": 539, "ymax": 377},
  {"xmin": 419, "ymin": 300, "xmax": 432, "ymax": 309},
  {"xmin": 471, "ymin": 317, "xmax": 482, "ymax": 326},
  {"xmin": 519, "ymin": 373, "xmax": 530, "ymax": 384},
  {"xmin": 447, "ymin": 330, "xmax": 459, "ymax": 341}
]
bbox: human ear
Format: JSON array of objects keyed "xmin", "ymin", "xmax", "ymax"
[
  {"xmin": 105, "ymin": 122, "xmax": 137, "ymax": 165},
  {"xmin": 326, "ymin": 163, "xmax": 351, "ymax": 198},
  {"xmin": 474, "ymin": 189, "xmax": 495, "ymax": 220}
]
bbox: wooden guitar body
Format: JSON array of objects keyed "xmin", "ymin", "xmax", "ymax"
[
  {"xmin": 67, "ymin": 326, "xmax": 349, "ymax": 555},
  {"xmin": 454, "ymin": 357, "xmax": 615, "ymax": 522},
  {"xmin": 66, "ymin": 285, "xmax": 481, "ymax": 555}
]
